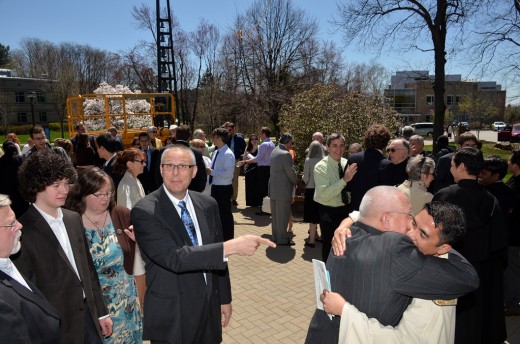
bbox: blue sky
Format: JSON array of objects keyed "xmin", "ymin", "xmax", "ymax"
[{"xmin": 0, "ymin": 0, "xmax": 516, "ymax": 103}]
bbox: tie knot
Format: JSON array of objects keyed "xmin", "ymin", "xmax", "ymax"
[{"xmin": 178, "ymin": 200, "xmax": 187, "ymax": 209}]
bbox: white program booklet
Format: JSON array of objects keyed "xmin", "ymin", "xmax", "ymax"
[{"xmin": 312, "ymin": 259, "xmax": 332, "ymax": 318}]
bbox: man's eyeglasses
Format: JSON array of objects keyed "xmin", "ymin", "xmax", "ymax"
[
  {"xmin": 0, "ymin": 220, "xmax": 17, "ymax": 230},
  {"xmin": 161, "ymin": 164, "xmax": 194, "ymax": 172},
  {"xmin": 386, "ymin": 148, "xmax": 406, "ymax": 153},
  {"xmin": 152, "ymin": 131, "xmax": 158, "ymax": 134},
  {"xmin": 92, "ymin": 192, "xmax": 115, "ymax": 199},
  {"xmin": 133, "ymin": 159, "xmax": 146, "ymax": 165},
  {"xmin": 388, "ymin": 211, "xmax": 415, "ymax": 220}
]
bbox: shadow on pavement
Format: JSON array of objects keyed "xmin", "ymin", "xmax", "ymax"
[
  {"xmin": 301, "ymin": 243, "xmax": 322, "ymax": 262},
  {"xmin": 239, "ymin": 206, "xmax": 272, "ymax": 226},
  {"xmin": 260, "ymin": 234, "xmax": 297, "ymax": 263}
]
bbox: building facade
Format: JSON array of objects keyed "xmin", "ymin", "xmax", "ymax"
[
  {"xmin": 384, "ymin": 70, "xmax": 506, "ymax": 125},
  {"xmin": 0, "ymin": 70, "xmax": 60, "ymax": 127}
]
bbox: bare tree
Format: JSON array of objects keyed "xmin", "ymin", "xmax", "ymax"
[
  {"xmin": 335, "ymin": 0, "xmax": 485, "ymax": 152},
  {"xmin": 468, "ymin": 1, "xmax": 520, "ymax": 103},
  {"xmin": 232, "ymin": 0, "xmax": 318, "ymax": 134}
]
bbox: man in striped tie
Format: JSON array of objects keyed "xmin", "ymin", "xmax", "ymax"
[{"xmin": 131, "ymin": 144, "xmax": 275, "ymax": 344}]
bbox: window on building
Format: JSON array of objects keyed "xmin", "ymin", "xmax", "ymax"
[
  {"xmin": 17, "ymin": 113, "xmax": 27, "ymax": 123},
  {"xmin": 15, "ymin": 92, "xmax": 25, "ymax": 103},
  {"xmin": 426, "ymin": 96, "xmax": 434, "ymax": 105},
  {"xmin": 455, "ymin": 96, "xmax": 462, "ymax": 104},
  {"xmin": 447, "ymin": 95, "xmax": 454, "ymax": 105},
  {"xmin": 425, "ymin": 115, "xmax": 431, "ymax": 122},
  {"xmin": 37, "ymin": 92, "xmax": 46, "ymax": 102},
  {"xmin": 39, "ymin": 112, "xmax": 47, "ymax": 122}
]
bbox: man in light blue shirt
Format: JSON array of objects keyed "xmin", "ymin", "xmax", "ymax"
[{"xmin": 207, "ymin": 128, "xmax": 236, "ymax": 240}]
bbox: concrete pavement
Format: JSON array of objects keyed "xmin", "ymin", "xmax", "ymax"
[{"xmin": 222, "ymin": 176, "xmax": 520, "ymax": 343}]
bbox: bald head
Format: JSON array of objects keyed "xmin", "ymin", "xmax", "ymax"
[
  {"xmin": 312, "ymin": 132, "xmax": 324, "ymax": 144},
  {"xmin": 358, "ymin": 186, "xmax": 413, "ymax": 233}
]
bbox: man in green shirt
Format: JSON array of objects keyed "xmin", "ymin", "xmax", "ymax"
[{"xmin": 314, "ymin": 133, "xmax": 357, "ymax": 261}]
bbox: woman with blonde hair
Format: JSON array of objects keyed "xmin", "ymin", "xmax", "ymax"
[
  {"xmin": 6, "ymin": 133, "xmax": 21, "ymax": 155},
  {"xmin": 302, "ymin": 140, "xmax": 325, "ymax": 247}
]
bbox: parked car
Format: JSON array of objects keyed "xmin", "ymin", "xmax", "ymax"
[
  {"xmin": 511, "ymin": 124, "xmax": 520, "ymax": 142},
  {"xmin": 492, "ymin": 121, "xmax": 507, "ymax": 131},
  {"xmin": 498, "ymin": 125, "xmax": 512, "ymax": 141},
  {"xmin": 409, "ymin": 122, "xmax": 434, "ymax": 137}
]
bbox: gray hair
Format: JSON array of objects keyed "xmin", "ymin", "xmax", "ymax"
[
  {"xmin": 402, "ymin": 126, "xmax": 415, "ymax": 140},
  {"xmin": 308, "ymin": 141, "xmax": 325, "ymax": 159},
  {"xmin": 0, "ymin": 194, "xmax": 12, "ymax": 207},
  {"xmin": 161, "ymin": 144, "xmax": 196, "ymax": 165},
  {"xmin": 349, "ymin": 143, "xmax": 362, "ymax": 154},
  {"xmin": 406, "ymin": 155, "xmax": 435, "ymax": 181},
  {"xmin": 193, "ymin": 129, "xmax": 205, "ymax": 139},
  {"xmin": 392, "ymin": 139, "xmax": 410, "ymax": 154},
  {"xmin": 409, "ymin": 135, "xmax": 424, "ymax": 146},
  {"xmin": 147, "ymin": 126, "xmax": 157, "ymax": 133}
]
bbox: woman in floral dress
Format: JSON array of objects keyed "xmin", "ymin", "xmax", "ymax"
[{"xmin": 66, "ymin": 167, "xmax": 142, "ymax": 343}]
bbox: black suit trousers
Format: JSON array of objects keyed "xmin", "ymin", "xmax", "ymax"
[
  {"xmin": 319, "ymin": 205, "xmax": 349, "ymax": 262},
  {"xmin": 211, "ymin": 184, "xmax": 235, "ymax": 241}
]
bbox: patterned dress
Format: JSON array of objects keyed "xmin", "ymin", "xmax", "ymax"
[{"xmin": 85, "ymin": 220, "xmax": 143, "ymax": 343}]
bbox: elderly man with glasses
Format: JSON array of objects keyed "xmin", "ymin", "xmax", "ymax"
[
  {"xmin": 379, "ymin": 138, "xmax": 410, "ymax": 187},
  {"xmin": 0, "ymin": 194, "xmax": 60, "ymax": 343}
]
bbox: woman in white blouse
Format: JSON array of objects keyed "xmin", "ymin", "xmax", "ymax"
[{"xmin": 113, "ymin": 148, "xmax": 147, "ymax": 313}]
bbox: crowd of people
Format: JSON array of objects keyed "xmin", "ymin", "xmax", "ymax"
[{"xmin": 0, "ymin": 120, "xmax": 518, "ymax": 344}]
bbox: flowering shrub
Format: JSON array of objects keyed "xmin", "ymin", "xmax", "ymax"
[
  {"xmin": 279, "ymin": 84, "xmax": 402, "ymax": 171},
  {"xmin": 83, "ymin": 82, "xmax": 152, "ymax": 130}
]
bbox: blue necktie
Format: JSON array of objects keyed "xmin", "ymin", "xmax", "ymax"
[
  {"xmin": 209, "ymin": 150, "xmax": 219, "ymax": 184},
  {"xmin": 178, "ymin": 201, "xmax": 199, "ymax": 246}
]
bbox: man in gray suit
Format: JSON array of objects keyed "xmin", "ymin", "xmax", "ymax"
[
  {"xmin": 269, "ymin": 133, "xmax": 298, "ymax": 246},
  {"xmin": 305, "ymin": 186, "xmax": 479, "ymax": 344},
  {"xmin": 131, "ymin": 144, "xmax": 275, "ymax": 343}
]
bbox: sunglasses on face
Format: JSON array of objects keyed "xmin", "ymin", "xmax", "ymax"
[{"xmin": 386, "ymin": 148, "xmax": 406, "ymax": 153}]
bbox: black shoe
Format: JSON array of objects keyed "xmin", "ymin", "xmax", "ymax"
[
  {"xmin": 304, "ymin": 242, "xmax": 315, "ymax": 248},
  {"xmin": 255, "ymin": 211, "xmax": 269, "ymax": 216},
  {"xmin": 232, "ymin": 200, "xmax": 238, "ymax": 206},
  {"xmin": 279, "ymin": 240, "xmax": 295, "ymax": 246},
  {"xmin": 315, "ymin": 236, "xmax": 323, "ymax": 243}
]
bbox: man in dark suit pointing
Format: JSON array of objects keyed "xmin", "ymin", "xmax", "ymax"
[{"xmin": 131, "ymin": 144, "xmax": 275, "ymax": 344}]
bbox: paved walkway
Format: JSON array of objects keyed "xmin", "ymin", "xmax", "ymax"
[{"xmin": 222, "ymin": 176, "xmax": 520, "ymax": 343}]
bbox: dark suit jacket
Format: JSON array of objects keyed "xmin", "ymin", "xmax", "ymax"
[
  {"xmin": 103, "ymin": 155, "xmax": 122, "ymax": 190},
  {"xmin": 12, "ymin": 206, "xmax": 108, "ymax": 344},
  {"xmin": 227, "ymin": 134, "xmax": 246, "ymax": 159},
  {"xmin": 131, "ymin": 188, "xmax": 232, "ymax": 343},
  {"xmin": 0, "ymin": 270, "xmax": 60, "ymax": 344},
  {"xmin": 432, "ymin": 152, "xmax": 455, "ymax": 193},
  {"xmin": 152, "ymin": 142, "xmax": 208, "ymax": 193},
  {"xmin": 138, "ymin": 146, "xmax": 156, "ymax": 194},
  {"xmin": 433, "ymin": 180, "xmax": 506, "ymax": 261},
  {"xmin": 305, "ymin": 221, "xmax": 479, "ymax": 344},
  {"xmin": 379, "ymin": 158, "xmax": 409, "ymax": 187},
  {"xmin": 346, "ymin": 149, "xmax": 390, "ymax": 211}
]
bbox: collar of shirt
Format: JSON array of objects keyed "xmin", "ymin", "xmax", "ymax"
[
  {"xmin": 104, "ymin": 153, "xmax": 117, "ymax": 167},
  {"xmin": 33, "ymin": 204, "xmax": 63, "ymax": 223},
  {"xmin": 0, "ymin": 258, "xmax": 12, "ymax": 275},
  {"xmin": 0, "ymin": 258, "xmax": 33, "ymax": 291},
  {"xmin": 162, "ymin": 186, "xmax": 203, "ymax": 245}
]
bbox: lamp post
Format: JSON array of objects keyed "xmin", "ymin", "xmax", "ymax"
[{"xmin": 26, "ymin": 91, "xmax": 37, "ymax": 126}]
